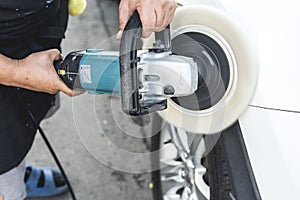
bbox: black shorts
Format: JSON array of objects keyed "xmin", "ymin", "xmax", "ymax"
[{"xmin": 0, "ymin": 0, "xmax": 69, "ymax": 174}]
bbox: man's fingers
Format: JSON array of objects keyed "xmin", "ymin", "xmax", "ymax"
[
  {"xmin": 137, "ymin": 6, "xmax": 156, "ymax": 38},
  {"xmin": 72, "ymin": 90, "xmax": 85, "ymax": 96},
  {"xmin": 154, "ymin": 6, "xmax": 165, "ymax": 32},
  {"xmin": 56, "ymin": 79, "xmax": 74, "ymax": 96},
  {"xmin": 161, "ymin": 11, "xmax": 175, "ymax": 32},
  {"xmin": 118, "ymin": 0, "xmax": 176, "ymax": 38},
  {"xmin": 118, "ymin": 1, "xmax": 134, "ymax": 39},
  {"xmin": 116, "ymin": 30, "xmax": 123, "ymax": 40},
  {"xmin": 159, "ymin": 1, "xmax": 176, "ymax": 31},
  {"xmin": 142, "ymin": 26, "xmax": 155, "ymax": 38},
  {"xmin": 138, "ymin": 0, "xmax": 176, "ymax": 37},
  {"xmin": 57, "ymin": 79, "xmax": 85, "ymax": 97},
  {"xmin": 118, "ymin": 3, "xmax": 129, "ymax": 31},
  {"xmin": 156, "ymin": 12, "xmax": 167, "ymax": 32}
]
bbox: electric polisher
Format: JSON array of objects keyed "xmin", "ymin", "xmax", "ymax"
[{"xmin": 54, "ymin": 12, "xmax": 198, "ymax": 115}]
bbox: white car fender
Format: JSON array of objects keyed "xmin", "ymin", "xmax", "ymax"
[{"xmin": 168, "ymin": 0, "xmax": 300, "ymax": 199}]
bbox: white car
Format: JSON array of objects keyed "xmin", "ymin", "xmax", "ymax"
[{"xmin": 148, "ymin": 0, "xmax": 300, "ymax": 200}]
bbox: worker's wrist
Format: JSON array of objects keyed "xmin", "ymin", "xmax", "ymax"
[
  {"xmin": 6, "ymin": 56, "xmax": 25, "ymax": 88},
  {"xmin": 9, "ymin": 59, "xmax": 20, "ymax": 86},
  {"xmin": 0, "ymin": 54, "xmax": 20, "ymax": 87},
  {"xmin": 6, "ymin": 56, "xmax": 27, "ymax": 89}
]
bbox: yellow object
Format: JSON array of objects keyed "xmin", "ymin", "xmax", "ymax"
[
  {"xmin": 58, "ymin": 70, "xmax": 66, "ymax": 75},
  {"xmin": 68, "ymin": 0, "xmax": 87, "ymax": 16},
  {"xmin": 149, "ymin": 182, "xmax": 154, "ymax": 189}
]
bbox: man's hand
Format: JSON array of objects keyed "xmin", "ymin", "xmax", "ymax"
[
  {"xmin": 11, "ymin": 49, "xmax": 81, "ymax": 96},
  {"xmin": 118, "ymin": 0, "xmax": 177, "ymax": 38}
]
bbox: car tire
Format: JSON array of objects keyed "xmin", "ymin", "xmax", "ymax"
[{"xmin": 150, "ymin": 117, "xmax": 261, "ymax": 200}]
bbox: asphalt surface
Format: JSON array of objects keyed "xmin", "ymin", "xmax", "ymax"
[{"xmin": 26, "ymin": 1, "xmax": 154, "ymax": 199}]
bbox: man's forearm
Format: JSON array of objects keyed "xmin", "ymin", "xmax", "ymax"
[{"xmin": 0, "ymin": 54, "xmax": 18, "ymax": 87}]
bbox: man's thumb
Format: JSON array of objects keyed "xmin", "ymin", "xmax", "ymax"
[{"xmin": 118, "ymin": 2, "xmax": 133, "ymax": 39}]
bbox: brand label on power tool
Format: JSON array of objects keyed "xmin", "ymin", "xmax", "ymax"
[{"xmin": 80, "ymin": 65, "xmax": 92, "ymax": 83}]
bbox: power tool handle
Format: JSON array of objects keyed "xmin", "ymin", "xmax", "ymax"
[
  {"xmin": 53, "ymin": 58, "xmax": 69, "ymax": 87},
  {"xmin": 119, "ymin": 11, "xmax": 171, "ymax": 115},
  {"xmin": 119, "ymin": 11, "xmax": 142, "ymax": 115},
  {"xmin": 52, "ymin": 52, "xmax": 84, "ymax": 90},
  {"xmin": 155, "ymin": 25, "xmax": 171, "ymax": 51},
  {"xmin": 53, "ymin": 59, "xmax": 64, "ymax": 72}
]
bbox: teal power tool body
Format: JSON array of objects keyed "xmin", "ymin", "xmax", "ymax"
[{"xmin": 54, "ymin": 12, "xmax": 198, "ymax": 115}]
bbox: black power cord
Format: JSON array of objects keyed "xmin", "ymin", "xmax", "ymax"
[
  {"xmin": 37, "ymin": 126, "xmax": 77, "ymax": 200},
  {"xmin": 15, "ymin": 91, "xmax": 77, "ymax": 200}
]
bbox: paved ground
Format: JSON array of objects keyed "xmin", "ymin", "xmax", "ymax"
[{"xmin": 26, "ymin": 1, "xmax": 154, "ymax": 199}]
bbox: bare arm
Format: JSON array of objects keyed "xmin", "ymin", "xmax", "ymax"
[
  {"xmin": 0, "ymin": 53, "xmax": 18, "ymax": 87},
  {"xmin": 0, "ymin": 49, "xmax": 79, "ymax": 96}
]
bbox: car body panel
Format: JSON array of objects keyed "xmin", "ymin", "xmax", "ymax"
[
  {"xmin": 225, "ymin": 0, "xmax": 300, "ymax": 112},
  {"xmin": 240, "ymin": 107, "xmax": 300, "ymax": 200},
  {"xmin": 176, "ymin": 0, "xmax": 300, "ymax": 199}
]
